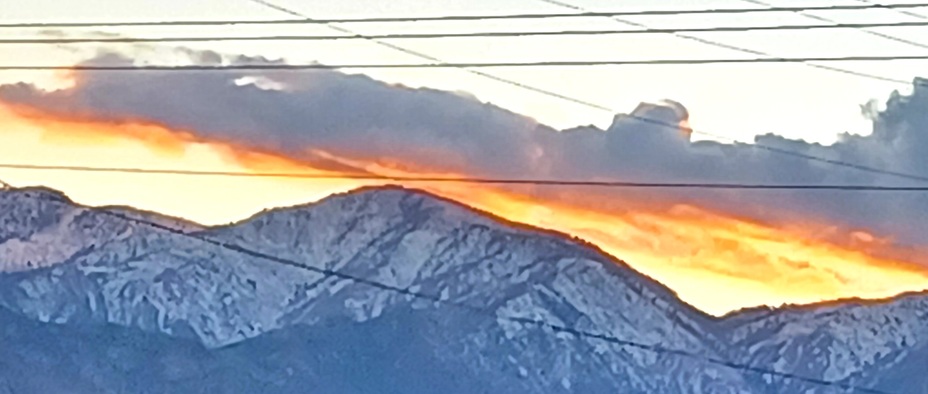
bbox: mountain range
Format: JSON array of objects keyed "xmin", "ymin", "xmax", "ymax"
[{"xmin": 0, "ymin": 185, "xmax": 925, "ymax": 394}]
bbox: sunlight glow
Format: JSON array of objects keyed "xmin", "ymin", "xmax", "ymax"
[{"xmin": 2, "ymin": 104, "xmax": 926, "ymax": 315}]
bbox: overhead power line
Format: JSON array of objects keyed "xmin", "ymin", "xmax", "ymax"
[
  {"xmin": 626, "ymin": 117, "xmax": 928, "ymax": 184},
  {"xmin": 244, "ymin": 0, "xmax": 614, "ymax": 112},
  {"xmin": 2, "ymin": 162, "xmax": 928, "ymax": 191},
  {"xmin": 4, "ymin": 54, "xmax": 927, "ymax": 71},
  {"xmin": 526, "ymin": 0, "xmax": 924, "ymax": 186},
  {"xmin": 8, "ymin": 189, "xmax": 893, "ymax": 394},
  {"xmin": 11, "ymin": 20, "xmax": 928, "ymax": 44},
  {"xmin": 5, "ymin": 2, "xmax": 928, "ymax": 28},
  {"xmin": 740, "ymin": 0, "xmax": 928, "ymax": 51},
  {"xmin": 857, "ymin": 0, "xmax": 928, "ymax": 20},
  {"xmin": 3, "ymin": 76, "xmax": 925, "ymax": 184},
  {"xmin": 239, "ymin": 0, "xmax": 928, "ymax": 186},
  {"xmin": 537, "ymin": 0, "xmax": 913, "ymax": 87},
  {"xmin": 5, "ymin": 0, "xmax": 919, "ymax": 187},
  {"xmin": 1, "ymin": 0, "xmax": 916, "ymax": 184}
]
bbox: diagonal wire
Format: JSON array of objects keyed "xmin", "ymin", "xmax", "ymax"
[
  {"xmin": 2, "ymin": 55, "xmax": 927, "ymax": 70},
  {"xmin": 4, "ymin": 66, "xmax": 924, "ymax": 183},
  {"xmin": 527, "ymin": 0, "xmax": 928, "ymax": 183},
  {"xmin": 8, "ymin": 21, "xmax": 928, "ymax": 44},
  {"xmin": 4, "ymin": 60, "xmax": 926, "ymax": 183},
  {"xmin": 11, "ymin": 188, "xmax": 895, "ymax": 394},
  {"xmin": 5, "ymin": 3, "xmax": 928, "ymax": 28},
  {"xmin": 245, "ymin": 0, "xmax": 612, "ymax": 111},
  {"xmin": 3, "ymin": 162, "xmax": 928, "ymax": 189},
  {"xmin": 630, "ymin": 116, "xmax": 928, "ymax": 183},
  {"xmin": 27, "ymin": 0, "xmax": 917, "ymax": 186},
  {"xmin": 5, "ymin": 3, "xmax": 928, "ymax": 29},
  {"xmin": 856, "ymin": 0, "xmax": 928, "ymax": 20},
  {"xmin": 536, "ymin": 0, "xmax": 912, "ymax": 85},
  {"xmin": 741, "ymin": 0, "xmax": 928, "ymax": 50}
]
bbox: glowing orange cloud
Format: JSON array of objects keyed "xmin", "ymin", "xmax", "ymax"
[{"xmin": 1, "ymin": 103, "xmax": 927, "ymax": 316}]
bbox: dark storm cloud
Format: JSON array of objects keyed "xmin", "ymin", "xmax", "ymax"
[
  {"xmin": 4, "ymin": 49, "xmax": 928, "ymax": 245},
  {"xmin": 0, "ymin": 51, "xmax": 547, "ymax": 176}
]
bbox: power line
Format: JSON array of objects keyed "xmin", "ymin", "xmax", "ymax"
[
  {"xmin": 9, "ymin": 188, "xmax": 893, "ymax": 394},
  {"xmin": 537, "ymin": 0, "xmax": 913, "ymax": 87},
  {"xmin": 1, "ymin": 75, "xmax": 921, "ymax": 185},
  {"xmin": 245, "ymin": 0, "xmax": 614, "ymax": 112},
  {"xmin": 2, "ymin": 54, "xmax": 926, "ymax": 71},
  {"xmin": 247, "ymin": 0, "xmax": 925, "ymax": 183},
  {"xmin": 858, "ymin": 0, "xmax": 928, "ymax": 20},
  {"xmin": 2, "ymin": 162, "xmax": 928, "ymax": 191},
  {"xmin": 7, "ymin": 79, "xmax": 928, "ymax": 188},
  {"xmin": 4, "ymin": 0, "xmax": 920, "ymax": 186},
  {"xmin": 238, "ymin": 0, "xmax": 928, "ymax": 186},
  {"xmin": 10, "ymin": 20, "xmax": 928, "ymax": 44},
  {"xmin": 629, "ymin": 116, "xmax": 928, "ymax": 184},
  {"xmin": 740, "ymin": 0, "xmax": 928, "ymax": 51},
  {"xmin": 5, "ymin": 3, "xmax": 928, "ymax": 29}
]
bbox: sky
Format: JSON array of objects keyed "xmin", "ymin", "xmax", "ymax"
[
  {"xmin": 3, "ymin": 103, "xmax": 928, "ymax": 316},
  {"xmin": 1, "ymin": 0, "xmax": 927, "ymax": 141},
  {"xmin": 2, "ymin": 0, "xmax": 928, "ymax": 315}
]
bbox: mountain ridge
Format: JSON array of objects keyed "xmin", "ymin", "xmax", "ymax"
[
  {"xmin": 0, "ymin": 184, "xmax": 752, "ymax": 392},
  {"xmin": 719, "ymin": 288, "xmax": 928, "ymax": 322},
  {"xmin": 1, "ymin": 184, "xmax": 926, "ymax": 393},
  {"xmin": 208, "ymin": 184, "xmax": 713, "ymax": 317}
]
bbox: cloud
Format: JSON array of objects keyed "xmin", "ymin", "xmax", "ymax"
[
  {"xmin": 3, "ymin": 49, "xmax": 928, "ymax": 246},
  {"xmin": 0, "ymin": 51, "xmax": 548, "ymax": 177}
]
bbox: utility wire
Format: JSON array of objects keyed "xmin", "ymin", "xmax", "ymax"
[
  {"xmin": 246, "ymin": 0, "xmax": 614, "ymax": 112},
  {"xmin": 3, "ymin": 0, "xmax": 920, "ymax": 185},
  {"xmin": 630, "ymin": 116, "xmax": 928, "ymax": 183},
  {"xmin": 238, "ymin": 0, "xmax": 928, "ymax": 186},
  {"xmin": 2, "ymin": 55, "xmax": 927, "ymax": 70},
  {"xmin": 537, "ymin": 0, "xmax": 912, "ymax": 86},
  {"xmin": 239, "ymin": 0, "xmax": 928, "ymax": 188},
  {"xmin": 3, "ymin": 65, "xmax": 926, "ymax": 183},
  {"xmin": 9, "ymin": 20, "xmax": 928, "ymax": 44},
  {"xmin": 740, "ymin": 0, "xmax": 928, "ymax": 50},
  {"xmin": 542, "ymin": 0, "xmax": 928, "ymax": 186},
  {"xmin": 0, "ymin": 73, "xmax": 921, "ymax": 183},
  {"xmin": 7, "ymin": 188, "xmax": 893, "ymax": 394},
  {"xmin": 2, "ymin": 162, "xmax": 928, "ymax": 190},
  {"xmin": 857, "ymin": 0, "xmax": 928, "ymax": 20},
  {"xmin": 5, "ymin": 3, "xmax": 928, "ymax": 29}
]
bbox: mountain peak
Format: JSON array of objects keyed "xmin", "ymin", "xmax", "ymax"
[
  {"xmin": 0, "ymin": 182, "xmax": 717, "ymax": 360},
  {"xmin": 3, "ymin": 182, "xmax": 928, "ymax": 392},
  {"xmin": 0, "ymin": 185, "xmax": 72, "ymax": 203}
]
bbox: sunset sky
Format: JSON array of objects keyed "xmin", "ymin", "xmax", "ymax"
[
  {"xmin": 2, "ymin": 0, "xmax": 928, "ymax": 316},
  {"xmin": 3, "ymin": 104, "xmax": 928, "ymax": 316},
  {"xmin": 2, "ymin": 0, "xmax": 928, "ymax": 140}
]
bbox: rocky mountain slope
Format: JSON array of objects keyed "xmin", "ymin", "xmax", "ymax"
[
  {"xmin": 721, "ymin": 293, "xmax": 928, "ymax": 394},
  {"xmin": 0, "ymin": 185, "xmax": 925, "ymax": 393}
]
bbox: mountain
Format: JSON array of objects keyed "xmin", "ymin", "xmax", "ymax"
[
  {"xmin": 0, "ymin": 185, "xmax": 925, "ymax": 393},
  {"xmin": 721, "ymin": 293, "xmax": 928, "ymax": 394}
]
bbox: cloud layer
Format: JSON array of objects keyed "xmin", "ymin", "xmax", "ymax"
[{"xmin": 3, "ymin": 49, "xmax": 928, "ymax": 248}]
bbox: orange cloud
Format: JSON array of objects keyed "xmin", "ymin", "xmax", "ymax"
[{"xmin": 1, "ymin": 103, "xmax": 926, "ymax": 316}]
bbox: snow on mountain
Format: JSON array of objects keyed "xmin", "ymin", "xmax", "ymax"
[
  {"xmin": 0, "ymin": 185, "xmax": 753, "ymax": 393},
  {"xmin": 207, "ymin": 186, "xmax": 755, "ymax": 392},
  {"xmin": 0, "ymin": 186, "xmax": 325, "ymax": 346},
  {"xmin": 722, "ymin": 293, "xmax": 928, "ymax": 393},
  {"xmin": 0, "ymin": 187, "xmax": 88, "ymax": 271},
  {"xmin": 1, "ymin": 184, "xmax": 926, "ymax": 393},
  {"xmin": 0, "ymin": 188, "xmax": 203, "ymax": 272}
]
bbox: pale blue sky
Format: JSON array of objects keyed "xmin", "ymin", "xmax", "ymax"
[{"xmin": 1, "ymin": 0, "xmax": 927, "ymax": 143}]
